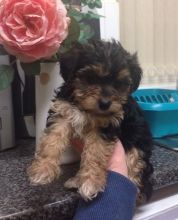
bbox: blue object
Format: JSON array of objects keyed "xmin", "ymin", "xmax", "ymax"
[
  {"xmin": 133, "ymin": 89, "xmax": 178, "ymax": 138},
  {"xmin": 74, "ymin": 171, "xmax": 137, "ymax": 220}
]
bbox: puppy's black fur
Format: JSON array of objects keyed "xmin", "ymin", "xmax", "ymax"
[{"xmin": 57, "ymin": 40, "xmax": 153, "ymax": 200}]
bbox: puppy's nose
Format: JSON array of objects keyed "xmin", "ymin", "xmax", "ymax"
[{"xmin": 98, "ymin": 99, "xmax": 111, "ymax": 111}]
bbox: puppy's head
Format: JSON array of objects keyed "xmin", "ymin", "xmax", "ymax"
[{"xmin": 60, "ymin": 40, "xmax": 142, "ymax": 117}]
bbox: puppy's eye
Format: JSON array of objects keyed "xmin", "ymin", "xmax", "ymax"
[
  {"xmin": 75, "ymin": 77, "xmax": 87, "ymax": 86},
  {"xmin": 114, "ymin": 79, "xmax": 132, "ymax": 90},
  {"xmin": 75, "ymin": 76, "xmax": 91, "ymax": 85}
]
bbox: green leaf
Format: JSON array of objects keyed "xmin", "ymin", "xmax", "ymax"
[
  {"xmin": 41, "ymin": 54, "xmax": 59, "ymax": 63},
  {"xmin": 20, "ymin": 61, "xmax": 41, "ymax": 75},
  {"xmin": 68, "ymin": 8, "xmax": 84, "ymax": 22},
  {"xmin": 0, "ymin": 45, "xmax": 8, "ymax": 55},
  {"xmin": 0, "ymin": 65, "xmax": 14, "ymax": 90},
  {"xmin": 61, "ymin": 16, "xmax": 80, "ymax": 51},
  {"xmin": 84, "ymin": 11, "xmax": 104, "ymax": 19},
  {"xmin": 79, "ymin": 23, "xmax": 94, "ymax": 43},
  {"xmin": 81, "ymin": 0, "xmax": 102, "ymax": 9},
  {"xmin": 95, "ymin": 0, "xmax": 102, "ymax": 8}
]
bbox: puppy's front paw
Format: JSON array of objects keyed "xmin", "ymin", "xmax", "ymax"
[
  {"xmin": 64, "ymin": 176, "xmax": 80, "ymax": 189},
  {"xmin": 79, "ymin": 178, "xmax": 105, "ymax": 201},
  {"xmin": 27, "ymin": 159, "xmax": 60, "ymax": 185}
]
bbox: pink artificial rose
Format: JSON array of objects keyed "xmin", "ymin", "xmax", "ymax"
[{"xmin": 0, "ymin": 0, "xmax": 70, "ymax": 62}]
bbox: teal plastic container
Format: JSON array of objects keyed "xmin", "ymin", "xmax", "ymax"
[{"xmin": 133, "ymin": 89, "xmax": 178, "ymax": 138}]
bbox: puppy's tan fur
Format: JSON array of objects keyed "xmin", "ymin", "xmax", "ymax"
[{"xmin": 28, "ymin": 99, "xmax": 145, "ymax": 200}]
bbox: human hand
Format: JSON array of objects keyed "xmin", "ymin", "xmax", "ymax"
[
  {"xmin": 71, "ymin": 139, "xmax": 128, "ymax": 178},
  {"xmin": 107, "ymin": 140, "xmax": 128, "ymax": 177}
]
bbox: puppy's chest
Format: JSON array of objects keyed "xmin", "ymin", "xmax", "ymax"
[
  {"xmin": 69, "ymin": 113, "xmax": 120, "ymax": 141},
  {"xmin": 69, "ymin": 114, "xmax": 97, "ymax": 138},
  {"xmin": 50, "ymin": 99, "xmax": 121, "ymax": 140}
]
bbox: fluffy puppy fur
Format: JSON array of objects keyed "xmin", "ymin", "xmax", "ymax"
[{"xmin": 28, "ymin": 40, "xmax": 153, "ymax": 202}]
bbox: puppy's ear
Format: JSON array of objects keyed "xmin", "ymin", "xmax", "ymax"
[
  {"xmin": 127, "ymin": 53, "xmax": 142, "ymax": 92},
  {"xmin": 59, "ymin": 48, "xmax": 79, "ymax": 82}
]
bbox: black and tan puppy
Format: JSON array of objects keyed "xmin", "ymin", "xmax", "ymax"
[{"xmin": 28, "ymin": 40, "xmax": 153, "ymax": 202}]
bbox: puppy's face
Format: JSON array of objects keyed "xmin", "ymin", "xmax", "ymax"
[
  {"xmin": 72, "ymin": 65, "xmax": 131, "ymax": 116},
  {"xmin": 60, "ymin": 40, "xmax": 142, "ymax": 117}
]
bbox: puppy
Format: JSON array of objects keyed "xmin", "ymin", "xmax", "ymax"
[{"xmin": 28, "ymin": 40, "xmax": 153, "ymax": 202}]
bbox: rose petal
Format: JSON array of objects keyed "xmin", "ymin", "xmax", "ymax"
[{"xmin": 0, "ymin": 0, "xmax": 70, "ymax": 62}]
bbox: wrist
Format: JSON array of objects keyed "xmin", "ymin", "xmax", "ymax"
[
  {"xmin": 108, "ymin": 161, "xmax": 128, "ymax": 177},
  {"xmin": 107, "ymin": 140, "xmax": 128, "ymax": 178}
]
